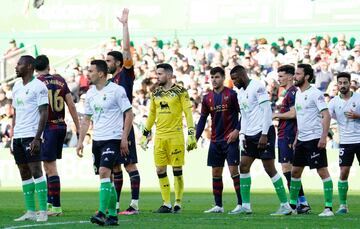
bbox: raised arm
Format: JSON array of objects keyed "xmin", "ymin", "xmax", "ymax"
[{"xmin": 117, "ymin": 8, "xmax": 132, "ymax": 64}]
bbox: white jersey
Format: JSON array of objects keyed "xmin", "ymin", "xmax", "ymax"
[
  {"xmin": 12, "ymin": 77, "xmax": 49, "ymax": 138},
  {"xmin": 295, "ymin": 86, "xmax": 327, "ymax": 141},
  {"xmin": 238, "ymin": 79, "xmax": 271, "ymax": 136},
  {"xmin": 328, "ymin": 92, "xmax": 360, "ymax": 144},
  {"xmin": 84, "ymin": 82, "xmax": 131, "ymax": 141}
]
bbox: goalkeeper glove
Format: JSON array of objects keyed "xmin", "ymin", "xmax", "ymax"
[
  {"xmin": 139, "ymin": 128, "xmax": 150, "ymax": 150},
  {"xmin": 186, "ymin": 128, "xmax": 197, "ymax": 152}
]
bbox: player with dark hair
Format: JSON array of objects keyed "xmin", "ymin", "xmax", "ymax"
[
  {"xmin": 35, "ymin": 54, "xmax": 80, "ymax": 216},
  {"xmin": 328, "ymin": 72, "xmax": 360, "ymax": 214},
  {"xmin": 196, "ymin": 67, "xmax": 242, "ymax": 214},
  {"xmin": 140, "ymin": 63, "xmax": 197, "ymax": 213},
  {"xmin": 289, "ymin": 64, "xmax": 333, "ymax": 216},
  {"xmin": 230, "ymin": 65, "xmax": 291, "ymax": 215},
  {"xmin": 76, "ymin": 60, "xmax": 133, "ymax": 226},
  {"xmin": 272, "ymin": 64, "xmax": 310, "ymax": 214},
  {"xmin": 12, "ymin": 55, "xmax": 49, "ymax": 222},
  {"xmin": 105, "ymin": 8, "xmax": 141, "ymax": 215}
]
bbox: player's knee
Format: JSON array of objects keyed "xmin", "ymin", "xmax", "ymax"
[
  {"xmin": 125, "ymin": 163, "xmax": 137, "ymax": 173},
  {"xmin": 340, "ymin": 167, "xmax": 350, "ymax": 180},
  {"xmin": 113, "ymin": 164, "xmax": 122, "ymax": 172},
  {"xmin": 212, "ymin": 167, "xmax": 222, "ymax": 177},
  {"xmin": 17, "ymin": 165, "xmax": 32, "ymax": 180},
  {"xmin": 156, "ymin": 166, "xmax": 166, "ymax": 175},
  {"xmin": 317, "ymin": 167, "xmax": 330, "ymax": 179},
  {"xmin": 28, "ymin": 163, "xmax": 43, "ymax": 179},
  {"xmin": 99, "ymin": 167, "xmax": 112, "ymax": 179},
  {"xmin": 229, "ymin": 166, "xmax": 239, "ymax": 176},
  {"xmin": 43, "ymin": 161, "xmax": 58, "ymax": 176}
]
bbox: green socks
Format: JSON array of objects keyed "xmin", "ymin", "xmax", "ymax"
[
  {"xmin": 108, "ymin": 184, "xmax": 117, "ymax": 217},
  {"xmin": 22, "ymin": 179, "xmax": 35, "ymax": 211},
  {"xmin": 34, "ymin": 176, "xmax": 48, "ymax": 211},
  {"xmin": 338, "ymin": 180, "xmax": 348, "ymax": 205},
  {"xmin": 240, "ymin": 173, "xmax": 251, "ymax": 205},
  {"xmin": 323, "ymin": 178, "xmax": 333, "ymax": 208},
  {"xmin": 289, "ymin": 178, "xmax": 301, "ymax": 205},
  {"xmin": 271, "ymin": 173, "xmax": 288, "ymax": 204},
  {"xmin": 99, "ymin": 178, "xmax": 112, "ymax": 214}
]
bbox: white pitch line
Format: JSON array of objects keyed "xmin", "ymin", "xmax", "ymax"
[{"xmin": 3, "ymin": 220, "xmax": 89, "ymax": 229}]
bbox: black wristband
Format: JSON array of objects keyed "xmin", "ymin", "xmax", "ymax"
[{"xmin": 143, "ymin": 128, "xmax": 150, "ymax": 137}]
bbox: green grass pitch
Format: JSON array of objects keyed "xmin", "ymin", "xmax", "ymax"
[{"xmin": 1, "ymin": 190, "xmax": 360, "ymax": 228}]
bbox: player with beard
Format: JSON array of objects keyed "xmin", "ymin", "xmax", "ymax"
[
  {"xmin": 272, "ymin": 65, "xmax": 310, "ymax": 214},
  {"xmin": 289, "ymin": 64, "xmax": 333, "ymax": 217},
  {"xmin": 328, "ymin": 72, "xmax": 360, "ymax": 214},
  {"xmin": 105, "ymin": 8, "xmax": 140, "ymax": 215},
  {"xmin": 139, "ymin": 63, "xmax": 197, "ymax": 213}
]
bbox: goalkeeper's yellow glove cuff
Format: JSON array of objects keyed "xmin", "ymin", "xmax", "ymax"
[{"xmin": 186, "ymin": 134, "xmax": 197, "ymax": 152}]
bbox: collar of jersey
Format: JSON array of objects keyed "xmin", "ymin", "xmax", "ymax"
[
  {"xmin": 23, "ymin": 76, "xmax": 35, "ymax": 86},
  {"xmin": 339, "ymin": 91, "xmax": 353, "ymax": 100}
]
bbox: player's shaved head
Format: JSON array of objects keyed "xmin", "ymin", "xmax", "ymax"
[{"xmin": 19, "ymin": 55, "xmax": 35, "ymax": 67}]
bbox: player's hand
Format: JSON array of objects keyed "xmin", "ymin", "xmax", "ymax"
[
  {"xmin": 120, "ymin": 138, "xmax": 129, "ymax": 156},
  {"xmin": 227, "ymin": 129, "xmax": 239, "ymax": 144},
  {"xmin": 139, "ymin": 135, "xmax": 149, "ymax": 151},
  {"xmin": 76, "ymin": 143, "xmax": 84, "ymax": 158},
  {"xmin": 317, "ymin": 136, "xmax": 327, "ymax": 149},
  {"xmin": 239, "ymin": 134, "xmax": 246, "ymax": 151},
  {"xmin": 10, "ymin": 138, "xmax": 14, "ymax": 155},
  {"xmin": 258, "ymin": 134, "xmax": 268, "ymax": 150},
  {"xmin": 186, "ymin": 134, "xmax": 197, "ymax": 152},
  {"xmin": 117, "ymin": 8, "xmax": 129, "ymax": 25},
  {"xmin": 272, "ymin": 113, "xmax": 278, "ymax": 120},
  {"xmin": 30, "ymin": 138, "xmax": 41, "ymax": 155},
  {"xmin": 292, "ymin": 139, "xmax": 297, "ymax": 151},
  {"xmin": 345, "ymin": 110, "xmax": 359, "ymax": 119}
]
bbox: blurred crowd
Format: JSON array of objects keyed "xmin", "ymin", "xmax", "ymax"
[{"xmin": 2, "ymin": 34, "xmax": 360, "ymax": 149}]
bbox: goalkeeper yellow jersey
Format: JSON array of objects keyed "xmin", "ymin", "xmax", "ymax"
[{"xmin": 146, "ymin": 84, "xmax": 194, "ymax": 138}]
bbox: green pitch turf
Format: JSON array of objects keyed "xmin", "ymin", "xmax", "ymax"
[{"xmin": 1, "ymin": 190, "xmax": 359, "ymax": 228}]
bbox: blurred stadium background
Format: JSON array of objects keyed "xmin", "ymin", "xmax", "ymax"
[{"xmin": 0, "ymin": 0, "xmax": 360, "ymax": 190}]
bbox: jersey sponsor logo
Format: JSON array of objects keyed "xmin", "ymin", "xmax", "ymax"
[
  {"xmin": 310, "ymin": 152, "xmax": 320, "ymax": 159},
  {"xmin": 16, "ymin": 98, "xmax": 24, "ymax": 106},
  {"xmin": 102, "ymin": 148, "xmax": 115, "ymax": 155},
  {"xmin": 160, "ymin": 101, "xmax": 170, "ymax": 110},
  {"xmin": 94, "ymin": 104, "xmax": 103, "ymax": 113},
  {"xmin": 295, "ymin": 104, "xmax": 302, "ymax": 111},
  {"xmin": 171, "ymin": 149, "xmax": 181, "ymax": 155}
]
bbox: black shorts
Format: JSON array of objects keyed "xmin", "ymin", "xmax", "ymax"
[
  {"xmin": 13, "ymin": 137, "xmax": 41, "ymax": 164},
  {"xmin": 92, "ymin": 139, "xmax": 121, "ymax": 175},
  {"xmin": 293, "ymin": 138, "xmax": 328, "ymax": 169},
  {"xmin": 41, "ymin": 127, "xmax": 66, "ymax": 161},
  {"xmin": 115, "ymin": 126, "xmax": 138, "ymax": 166},
  {"xmin": 339, "ymin": 143, "xmax": 360, "ymax": 167},
  {"xmin": 207, "ymin": 140, "xmax": 240, "ymax": 167},
  {"xmin": 278, "ymin": 136, "xmax": 295, "ymax": 163},
  {"xmin": 243, "ymin": 126, "xmax": 276, "ymax": 160}
]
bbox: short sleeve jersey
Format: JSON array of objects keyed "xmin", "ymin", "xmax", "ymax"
[
  {"xmin": 84, "ymin": 82, "xmax": 132, "ymax": 141},
  {"xmin": 12, "ymin": 77, "xmax": 49, "ymax": 138},
  {"xmin": 295, "ymin": 86, "xmax": 328, "ymax": 141},
  {"xmin": 328, "ymin": 92, "xmax": 360, "ymax": 144}
]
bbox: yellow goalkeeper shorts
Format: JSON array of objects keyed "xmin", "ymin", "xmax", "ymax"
[{"xmin": 154, "ymin": 135, "xmax": 185, "ymax": 166}]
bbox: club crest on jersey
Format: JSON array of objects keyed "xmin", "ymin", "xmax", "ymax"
[
  {"xmin": 224, "ymin": 95, "xmax": 229, "ymax": 101},
  {"xmin": 160, "ymin": 101, "xmax": 170, "ymax": 110},
  {"xmin": 352, "ymin": 102, "xmax": 356, "ymax": 108},
  {"xmin": 305, "ymin": 95, "xmax": 308, "ymax": 100},
  {"xmin": 26, "ymin": 89, "xmax": 29, "ymax": 95},
  {"xmin": 103, "ymin": 94, "xmax": 106, "ymax": 101}
]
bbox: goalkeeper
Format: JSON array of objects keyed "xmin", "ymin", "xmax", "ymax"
[{"xmin": 140, "ymin": 63, "xmax": 197, "ymax": 214}]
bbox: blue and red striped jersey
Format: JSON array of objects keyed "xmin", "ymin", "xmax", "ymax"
[
  {"xmin": 278, "ymin": 85, "xmax": 297, "ymax": 139},
  {"xmin": 38, "ymin": 74, "xmax": 70, "ymax": 129},
  {"xmin": 111, "ymin": 66, "xmax": 135, "ymax": 103},
  {"xmin": 200, "ymin": 87, "xmax": 240, "ymax": 142}
]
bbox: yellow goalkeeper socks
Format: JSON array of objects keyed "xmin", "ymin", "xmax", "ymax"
[{"xmin": 158, "ymin": 173, "xmax": 171, "ymax": 206}]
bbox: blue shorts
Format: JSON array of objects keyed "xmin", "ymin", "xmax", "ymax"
[
  {"xmin": 116, "ymin": 126, "xmax": 138, "ymax": 165},
  {"xmin": 207, "ymin": 140, "xmax": 240, "ymax": 167},
  {"xmin": 92, "ymin": 139, "xmax": 121, "ymax": 175},
  {"xmin": 278, "ymin": 137, "xmax": 295, "ymax": 163},
  {"xmin": 41, "ymin": 127, "xmax": 66, "ymax": 161},
  {"xmin": 13, "ymin": 137, "xmax": 41, "ymax": 164}
]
